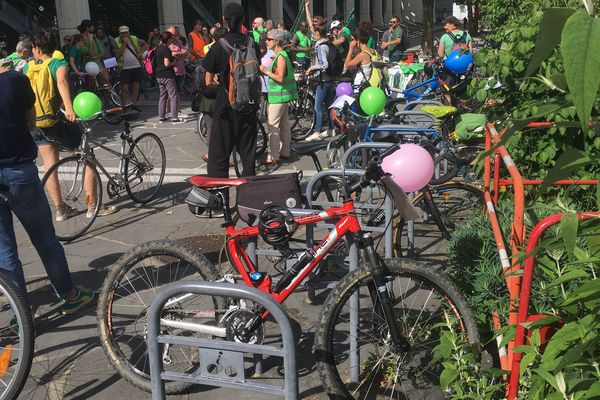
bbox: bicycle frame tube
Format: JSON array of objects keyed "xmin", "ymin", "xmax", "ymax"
[
  {"xmin": 403, "ymin": 77, "xmax": 440, "ymax": 103},
  {"xmin": 226, "ymin": 201, "xmax": 362, "ymax": 305}
]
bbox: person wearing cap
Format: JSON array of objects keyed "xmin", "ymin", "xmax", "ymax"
[
  {"xmin": 114, "ymin": 25, "xmax": 144, "ymax": 111},
  {"xmin": 438, "ymin": 15, "xmax": 473, "ymax": 59},
  {"xmin": 381, "ymin": 16, "xmax": 403, "ymax": 63},
  {"xmin": 259, "ymin": 29, "xmax": 299, "ymax": 166},
  {"xmin": 331, "ymin": 16, "xmax": 351, "ymax": 64},
  {"xmin": 6, "ymin": 40, "xmax": 32, "ymax": 73},
  {"xmin": 202, "ymin": 2, "xmax": 261, "ymax": 178}
]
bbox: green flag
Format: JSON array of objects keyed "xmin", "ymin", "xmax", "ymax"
[{"xmin": 347, "ymin": 8, "xmax": 357, "ymax": 31}]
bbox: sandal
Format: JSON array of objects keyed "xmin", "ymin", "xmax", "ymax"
[
  {"xmin": 261, "ymin": 159, "xmax": 279, "ymax": 167},
  {"xmin": 202, "ymin": 154, "xmax": 209, "ymax": 162}
]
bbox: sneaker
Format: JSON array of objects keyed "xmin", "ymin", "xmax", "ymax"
[
  {"xmin": 159, "ymin": 117, "xmax": 169, "ymax": 123},
  {"xmin": 87, "ymin": 205, "xmax": 118, "ymax": 219},
  {"xmin": 178, "ymin": 112, "xmax": 189, "ymax": 119},
  {"xmin": 304, "ymin": 131, "xmax": 324, "ymax": 142},
  {"xmin": 60, "ymin": 286, "xmax": 95, "ymax": 315},
  {"xmin": 56, "ymin": 204, "xmax": 79, "ymax": 222},
  {"xmin": 170, "ymin": 118, "xmax": 183, "ymax": 124}
]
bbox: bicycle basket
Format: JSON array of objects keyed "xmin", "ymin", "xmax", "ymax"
[{"xmin": 185, "ymin": 187, "xmax": 224, "ymax": 218}]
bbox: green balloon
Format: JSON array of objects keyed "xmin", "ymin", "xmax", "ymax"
[
  {"xmin": 73, "ymin": 92, "xmax": 102, "ymax": 120},
  {"xmin": 359, "ymin": 86, "xmax": 386, "ymax": 116}
]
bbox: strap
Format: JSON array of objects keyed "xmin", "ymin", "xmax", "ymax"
[
  {"xmin": 218, "ymin": 38, "xmax": 233, "ymax": 55},
  {"xmin": 124, "ymin": 43, "xmax": 142, "ymax": 67}
]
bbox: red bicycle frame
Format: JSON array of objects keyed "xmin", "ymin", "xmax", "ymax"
[{"xmin": 225, "ymin": 200, "xmax": 362, "ymax": 305}]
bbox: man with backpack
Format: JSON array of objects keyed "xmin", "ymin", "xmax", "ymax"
[
  {"xmin": 437, "ymin": 15, "xmax": 473, "ymax": 59},
  {"xmin": 201, "ymin": 2, "xmax": 261, "ymax": 178}
]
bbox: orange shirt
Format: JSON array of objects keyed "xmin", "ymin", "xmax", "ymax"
[{"xmin": 188, "ymin": 31, "xmax": 205, "ymax": 61}]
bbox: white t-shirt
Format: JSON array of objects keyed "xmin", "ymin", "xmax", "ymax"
[{"xmin": 122, "ymin": 45, "xmax": 140, "ymax": 70}]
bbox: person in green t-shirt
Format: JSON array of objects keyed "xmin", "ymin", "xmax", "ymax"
[
  {"xmin": 438, "ymin": 15, "xmax": 473, "ymax": 59},
  {"xmin": 381, "ymin": 16, "xmax": 403, "ymax": 62},
  {"xmin": 77, "ymin": 19, "xmax": 111, "ymax": 104},
  {"xmin": 67, "ymin": 35, "xmax": 85, "ymax": 77},
  {"xmin": 289, "ymin": 21, "xmax": 312, "ymax": 69}
]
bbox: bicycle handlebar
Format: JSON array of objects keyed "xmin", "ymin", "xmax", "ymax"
[{"xmin": 348, "ymin": 144, "xmax": 400, "ymax": 194}]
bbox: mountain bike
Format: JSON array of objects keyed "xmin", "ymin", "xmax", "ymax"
[
  {"xmin": 96, "ymin": 144, "xmax": 479, "ymax": 397},
  {"xmin": 41, "ymin": 109, "xmax": 166, "ymax": 241},
  {"xmin": 0, "ymin": 263, "xmax": 34, "ymax": 400}
]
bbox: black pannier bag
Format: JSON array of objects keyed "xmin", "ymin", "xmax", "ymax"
[
  {"xmin": 185, "ymin": 187, "xmax": 224, "ymax": 217},
  {"xmin": 236, "ymin": 173, "xmax": 302, "ymax": 225}
]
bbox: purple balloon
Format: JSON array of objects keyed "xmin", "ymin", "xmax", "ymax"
[{"xmin": 336, "ymin": 82, "xmax": 353, "ymax": 97}]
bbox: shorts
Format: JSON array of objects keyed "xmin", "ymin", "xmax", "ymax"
[
  {"xmin": 31, "ymin": 122, "xmax": 82, "ymax": 150},
  {"xmin": 120, "ymin": 67, "xmax": 143, "ymax": 85},
  {"xmin": 175, "ymin": 75, "xmax": 185, "ymax": 93}
]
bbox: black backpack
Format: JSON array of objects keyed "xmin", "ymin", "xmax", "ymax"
[
  {"xmin": 447, "ymin": 31, "xmax": 468, "ymax": 51},
  {"xmin": 318, "ymin": 41, "xmax": 341, "ymax": 77}
]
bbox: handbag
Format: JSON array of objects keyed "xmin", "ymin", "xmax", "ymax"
[{"xmin": 236, "ymin": 173, "xmax": 302, "ymax": 225}]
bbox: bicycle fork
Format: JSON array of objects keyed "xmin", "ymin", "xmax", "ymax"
[{"xmin": 357, "ymin": 234, "xmax": 411, "ymax": 353}]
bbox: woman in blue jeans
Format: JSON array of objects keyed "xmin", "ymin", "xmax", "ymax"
[
  {"xmin": 0, "ymin": 60, "xmax": 94, "ymax": 315},
  {"xmin": 303, "ymin": 24, "xmax": 336, "ymax": 142}
]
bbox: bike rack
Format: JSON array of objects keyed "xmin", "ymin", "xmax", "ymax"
[{"xmin": 147, "ymin": 281, "xmax": 299, "ymax": 400}]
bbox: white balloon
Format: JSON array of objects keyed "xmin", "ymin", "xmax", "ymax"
[{"xmin": 84, "ymin": 61, "xmax": 100, "ymax": 76}]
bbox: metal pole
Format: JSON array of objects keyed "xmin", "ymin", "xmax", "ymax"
[{"xmin": 349, "ymin": 238, "xmax": 360, "ymax": 383}]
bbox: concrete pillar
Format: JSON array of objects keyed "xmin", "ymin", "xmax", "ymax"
[
  {"xmin": 372, "ymin": 0, "xmax": 383, "ymax": 24},
  {"xmin": 325, "ymin": 0, "xmax": 337, "ymax": 21},
  {"xmin": 158, "ymin": 0, "xmax": 185, "ymax": 32},
  {"xmin": 359, "ymin": 0, "xmax": 370, "ymax": 22},
  {"xmin": 267, "ymin": 0, "xmax": 283, "ymax": 24},
  {"xmin": 55, "ymin": 0, "xmax": 90, "ymax": 41}
]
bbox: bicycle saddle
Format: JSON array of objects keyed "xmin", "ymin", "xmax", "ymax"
[
  {"xmin": 371, "ymin": 128, "xmax": 402, "ymax": 143},
  {"xmin": 188, "ymin": 176, "xmax": 248, "ymax": 188},
  {"xmin": 290, "ymin": 140, "xmax": 331, "ymax": 155},
  {"xmin": 421, "ymin": 105, "xmax": 458, "ymax": 118}
]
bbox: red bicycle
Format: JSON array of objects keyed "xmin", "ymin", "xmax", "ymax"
[{"xmin": 97, "ymin": 145, "xmax": 480, "ymax": 398}]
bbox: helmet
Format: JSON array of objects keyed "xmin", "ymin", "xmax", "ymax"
[{"xmin": 443, "ymin": 50, "xmax": 473, "ymax": 74}]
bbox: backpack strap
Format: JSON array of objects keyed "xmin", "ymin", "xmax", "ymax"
[
  {"xmin": 447, "ymin": 31, "xmax": 466, "ymax": 44},
  {"xmin": 218, "ymin": 38, "xmax": 234, "ymax": 55}
]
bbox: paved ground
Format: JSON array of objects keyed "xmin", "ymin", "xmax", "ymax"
[{"xmin": 13, "ymin": 102, "xmax": 449, "ymax": 399}]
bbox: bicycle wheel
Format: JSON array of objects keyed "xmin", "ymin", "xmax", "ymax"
[
  {"xmin": 125, "ymin": 132, "xmax": 166, "ymax": 203},
  {"xmin": 255, "ymin": 118, "xmax": 268, "ymax": 157},
  {"xmin": 393, "ymin": 182, "xmax": 484, "ymax": 257},
  {"xmin": 315, "ymin": 258, "xmax": 479, "ymax": 400},
  {"xmin": 97, "ymin": 240, "xmax": 222, "ymax": 394},
  {"xmin": 290, "ymin": 95, "xmax": 315, "ymax": 141},
  {"xmin": 42, "ymin": 155, "xmax": 102, "ymax": 241},
  {"xmin": 110, "ymin": 81, "xmax": 133, "ymax": 108},
  {"xmin": 196, "ymin": 113, "xmax": 209, "ymax": 144},
  {"xmin": 0, "ymin": 272, "xmax": 34, "ymax": 400}
]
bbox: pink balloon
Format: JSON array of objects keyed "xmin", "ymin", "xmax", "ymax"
[{"xmin": 381, "ymin": 144, "xmax": 435, "ymax": 192}]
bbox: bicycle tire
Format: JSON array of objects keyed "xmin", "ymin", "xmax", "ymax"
[
  {"xmin": 315, "ymin": 258, "xmax": 479, "ymax": 399},
  {"xmin": 393, "ymin": 182, "xmax": 484, "ymax": 257},
  {"xmin": 290, "ymin": 95, "xmax": 315, "ymax": 141},
  {"xmin": 97, "ymin": 240, "xmax": 222, "ymax": 394},
  {"xmin": 0, "ymin": 272, "xmax": 34, "ymax": 400},
  {"xmin": 196, "ymin": 113, "xmax": 209, "ymax": 144},
  {"xmin": 42, "ymin": 155, "xmax": 102, "ymax": 241},
  {"xmin": 429, "ymin": 152, "xmax": 460, "ymax": 185},
  {"xmin": 124, "ymin": 132, "xmax": 166, "ymax": 203}
]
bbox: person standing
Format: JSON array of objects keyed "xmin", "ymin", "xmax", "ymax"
[
  {"xmin": 0, "ymin": 61, "xmax": 95, "ymax": 313},
  {"xmin": 6, "ymin": 40, "xmax": 32, "ymax": 72},
  {"xmin": 114, "ymin": 26, "xmax": 144, "ymax": 111},
  {"xmin": 156, "ymin": 32, "xmax": 179, "ymax": 123},
  {"xmin": 78, "ymin": 20, "xmax": 111, "ymax": 104},
  {"xmin": 344, "ymin": 24, "xmax": 378, "ymax": 90},
  {"xmin": 260, "ymin": 29, "xmax": 298, "ymax": 166},
  {"xmin": 148, "ymin": 27, "xmax": 161, "ymax": 49},
  {"xmin": 67, "ymin": 35, "xmax": 85, "ymax": 78},
  {"xmin": 167, "ymin": 26, "xmax": 188, "ymax": 119},
  {"xmin": 303, "ymin": 23, "xmax": 336, "ymax": 141},
  {"xmin": 202, "ymin": 2, "xmax": 261, "ymax": 177},
  {"xmin": 252, "ymin": 17, "xmax": 266, "ymax": 44},
  {"xmin": 381, "ymin": 16, "xmax": 403, "ymax": 62},
  {"xmin": 23, "ymin": 34, "xmax": 116, "ymax": 221},
  {"xmin": 437, "ymin": 15, "xmax": 473, "ymax": 59},
  {"xmin": 61, "ymin": 35, "xmax": 73, "ymax": 58},
  {"xmin": 96, "ymin": 27, "xmax": 116, "ymax": 61},
  {"xmin": 187, "ymin": 20, "xmax": 206, "ymax": 63},
  {"xmin": 289, "ymin": 21, "xmax": 312, "ymax": 69}
]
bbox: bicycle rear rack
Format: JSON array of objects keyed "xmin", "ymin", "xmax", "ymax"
[{"xmin": 147, "ymin": 281, "xmax": 299, "ymax": 400}]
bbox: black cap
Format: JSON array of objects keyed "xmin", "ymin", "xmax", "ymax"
[
  {"xmin": 442, "ymin": 16, "xmax": 461, "ymax": 27},
  {"xmin": 224, "ymin": 2, "xmax": 244, "ymax": 21}
]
